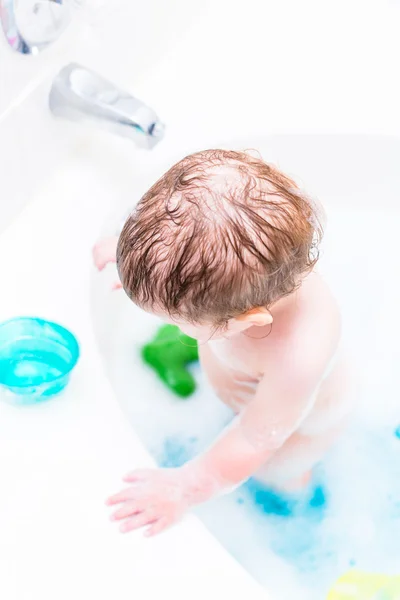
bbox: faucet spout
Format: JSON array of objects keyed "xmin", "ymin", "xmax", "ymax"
[{"xmin": 49, "ymin": 63, "xmax": 165, "ymax": 149}]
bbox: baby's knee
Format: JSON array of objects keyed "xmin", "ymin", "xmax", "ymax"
[{"xmin": 254, "ymin": 434, "xmax": 314, "ymax": 486}]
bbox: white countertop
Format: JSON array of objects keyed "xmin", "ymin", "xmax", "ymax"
[{"xmin": 1, "ymin": 0, "xmax": 400, "ymax": 598}]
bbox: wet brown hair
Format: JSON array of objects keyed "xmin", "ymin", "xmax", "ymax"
[{"xmin": 117, "ymin": 149, "xmax": 323, "ymax": 326}]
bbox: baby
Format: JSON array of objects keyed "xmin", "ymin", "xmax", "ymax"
[{"xmin": 93, "ymin": 149, "xmax": 349, "ymax": 537}]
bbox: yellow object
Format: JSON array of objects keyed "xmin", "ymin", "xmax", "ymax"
[{"xmin": 327, "ymin": 570, "xmax": 400, "ymax": 599}]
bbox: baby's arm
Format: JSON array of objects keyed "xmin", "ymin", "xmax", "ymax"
[
  {"xmin": 107, "ymin": 347, "xmax": 331, "ymax": 536},
  {"xmin": 178, "ymin": 355, "xmax": 324, "ymax": 501}
]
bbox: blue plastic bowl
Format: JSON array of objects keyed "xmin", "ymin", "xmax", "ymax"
[{"xmin": 0, "ymin": 317, "xmax": 80, "ymax": 405}]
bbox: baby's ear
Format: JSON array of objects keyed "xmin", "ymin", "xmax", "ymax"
[{"xmin": 236, "ymin": 307, "xmax": 273, "ymax": 327}]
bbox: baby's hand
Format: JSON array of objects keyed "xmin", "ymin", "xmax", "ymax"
[
  {"xmin": 106, "ymin": 468, "xmax": 190, "ymax": 536},
  {"xmin": 92, "ymin": 236, "xmax": 118, "ymax": 271},
  {"xmin": 92, "ymin": 236, "xmax": 122, "ymax": 290}
]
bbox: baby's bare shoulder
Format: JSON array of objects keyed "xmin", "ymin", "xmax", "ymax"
[{"xmin": 263, "ymin": 275, "xmax": 341, "ymax": 383}]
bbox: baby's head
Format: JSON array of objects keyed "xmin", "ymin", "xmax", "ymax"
[{"xmin": 117, "ymin": 149, "xmax": 322, "ymax": 341}]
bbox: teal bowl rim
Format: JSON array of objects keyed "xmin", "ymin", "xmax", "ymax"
[{"xmin": 0, "ymin": 316, "xmax": 80, "ymax": 389}]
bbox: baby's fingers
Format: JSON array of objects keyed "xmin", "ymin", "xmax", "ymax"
[
  {"xmin": 120, "ymin": 512, "xmax": 156, "ymax": 534},
  {"xmin": 145, "ymin": 517, "xmax": 170, "ymax": 538},
  {"xmin": 106, "ymin": 487, "xmax": 139, "ymax": 506},
  {"xmin": 110, "ymin": 501, "xmax": 142, "ymax": 522}
]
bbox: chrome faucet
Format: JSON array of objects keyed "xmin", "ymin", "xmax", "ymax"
[
  {"xmin": 49, "ymin": 63, "xmax": 165, "ymax": 149},
  {"xmin": 0, "ymin": 0, "xmax": 71, "ymax": 55}
]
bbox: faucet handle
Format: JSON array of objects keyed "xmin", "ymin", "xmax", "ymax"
[{"xmin": 0, "ymin": 0, "xmax": 71, "ymax": 55}]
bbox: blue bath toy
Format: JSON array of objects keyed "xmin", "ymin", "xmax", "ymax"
[{"xmin": 0, "ymin": 317, "xmax": 80, "ymax": 405}]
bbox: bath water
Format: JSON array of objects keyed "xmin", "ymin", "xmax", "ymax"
[{"xmin": 0, "ymin": 349, "xmax": 68, "ymax": 387}]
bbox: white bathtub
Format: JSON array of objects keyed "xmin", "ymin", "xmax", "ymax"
[
  {"xmin": 91, "ymin": 134, "xmax": 400, "ymax": 599},
  {"xmin": 4, "ymin": 130, "xmax": 399, "ymax": 600},
  {"xmin": 2, "ymin": 1, "xmax": 400, "ymax": 599}
]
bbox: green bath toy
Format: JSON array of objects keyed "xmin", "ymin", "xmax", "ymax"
[
  {"xmin": 327, "ymin": 570, "xmax": 400, "ymax": 599},
  {"xmin": 141, "ymin": 325, "xmax": 199, "ymax": 398}
]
